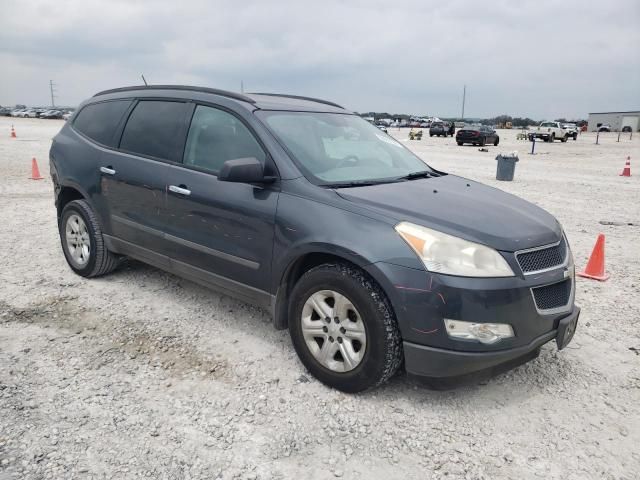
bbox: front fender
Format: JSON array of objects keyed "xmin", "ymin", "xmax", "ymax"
[{"xmin": 270, "ymin": 191, "xmax": 424, "ymax": 328}]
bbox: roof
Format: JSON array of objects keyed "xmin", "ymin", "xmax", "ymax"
[
  {"xmin": 92, "ymin": 85, "xmax": 348, "ymax": 113},
  {"xmin": 587, "ymin": 111, "xmax": 640, "ymax": 115}
]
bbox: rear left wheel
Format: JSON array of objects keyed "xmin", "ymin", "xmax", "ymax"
[
  {"xmin": 288, "ymin": 263, "xmax": 402, "ymax": 393},
  {"xmin": 59, "ymin": 200, "xmax": 122, "ymax": 278}
]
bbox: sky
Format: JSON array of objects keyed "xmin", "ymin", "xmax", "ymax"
[{"xmin": 1, "ymin": 0, "xmax": 639, "ymax": 119}]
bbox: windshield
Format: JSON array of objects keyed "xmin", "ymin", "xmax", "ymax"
[
  {"xmin": 541, "ymin": 122, "xmax": 556, "ymax": 127},
  {"xmin": 257, "ymin": 111, "xmax": 433, "ymax": 185}
]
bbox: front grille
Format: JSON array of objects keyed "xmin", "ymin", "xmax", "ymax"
[
  {"xmin": 517, "ymin": 238, "xmax": 567, "ymax": 273},
  {"xmin": 532, "ymin": 279, "xmax": 571, "ymax": 311}
]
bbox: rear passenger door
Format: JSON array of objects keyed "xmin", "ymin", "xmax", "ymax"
[
  {"xmin": 162, "ymin": 104, "xmax": 279, "ymax": 303},
  {"xmin": 100, "ymin": 100, "xmax": 190, "ymax": 260}
]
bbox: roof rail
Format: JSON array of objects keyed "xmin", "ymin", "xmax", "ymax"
[
  {"xmin": 93, "ymin": 85, "xmax": 255, "ymax": 104},
  {"xmin": 247, "ymin": 92, "xmax": 344, "ymax": 109}
]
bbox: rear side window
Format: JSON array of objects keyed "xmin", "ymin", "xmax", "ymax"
[
  {"xmin": 119, "ymin": 101, "xmax": 187, "ymax": 161},
  {"xmin": 73, "ymin": 100, "xmax": 131, "ymax": 147}
]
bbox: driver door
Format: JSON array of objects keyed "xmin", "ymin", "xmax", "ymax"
[{"xmin": 162, "ymin": 104, "xmax": 279, "ymax": 303}]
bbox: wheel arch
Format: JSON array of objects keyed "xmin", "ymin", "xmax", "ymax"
[
  {"xmin": 56, "ymin": 183, "xmax": 89, "ymax": 219},
  {"xmin": 272, "ymin": 247, "xmax": 390, "ymax": 330}
]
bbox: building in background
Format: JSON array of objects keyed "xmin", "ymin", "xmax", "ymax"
[{"xmin": 587, "ymin": 111, "xmax": 640, "ymax": 132}]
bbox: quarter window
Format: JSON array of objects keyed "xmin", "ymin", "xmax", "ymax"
[
  {"xmin": 73, "ymin": 100, "xmax": 131, "ymax": 147},
  {"xmin": 183, "ymin": 105, "xmax": 266, "ymax": 173},
  {"xmin": 120, "ymin": 101, "xmax": 187, "ymax": 161}
]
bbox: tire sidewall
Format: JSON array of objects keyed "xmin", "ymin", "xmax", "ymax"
[
  {"xmin": 59, "ymin": 202, "xmax": 99, "ymax": 276},
  {"xmin": 288, "ymin": 267, "xmax": 392, "ymax": 392}
]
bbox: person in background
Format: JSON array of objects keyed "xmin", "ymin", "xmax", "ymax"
[{"xmin": 448, "ymin": 121, "xmax": 455, "ymax": 137}]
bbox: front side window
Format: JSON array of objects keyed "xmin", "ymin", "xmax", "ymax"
[
  {"xmin": 183, "ymin": 105, "xmax": 266, "ymax": 174},
  {"xmin": 119, "ymin": 101, "xmax": 187, "ymax": 161},
  {"xmin": 73, "ymin": 100, "xmax": 131, "ymax": 147},
  {"xmin": 257, "ymin": 111, "xmax": 432, "ymax": 185}
]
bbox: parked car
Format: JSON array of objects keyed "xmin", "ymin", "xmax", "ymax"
[
  {"xmin": 50, "ymin": 85, "xmax": 579, "ymax": 392},
  {"xmin": 529, "ymin": 121, "xmax": 568, "ymax": 142},
  {"xmin": 41, "ymin": 110, "xmax": 64, "ymax": 119},
  {"xmin": 62, "ymin": 111, "xmax": 74, "ymax": 121},
  {"xmin": 456, "ymin": 125, "xmax": 500, "ymax": 146},
  {"xmin": 621, "ymin": 125, "xmax": 632, "ymax": 133},
  {"xmin": 0, "ymin": 107, "xmax": 13, "ymax": 116},
  {"xmin": 561, "ymin": 123, "xmax": 578, "ymax": 140},
  {"xmin": 597, "ymin": 124, "xmax": 611, "ymax": 132},
  {"xmin": 10, "ymin": 109, "xmax": 26, "ymax": 117},
  {"xmin": 22, "ymin": 109, "xmax": 38, "ymax": 118},
  {"xmin": 376, "ymin": 124, "xmax": 388, "ymax": 133},
  {"xmin": 429, "ymin": 122, "xmax": 450, "ymax": 137}
]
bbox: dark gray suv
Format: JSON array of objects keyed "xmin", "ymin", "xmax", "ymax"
[{"xmin": 50, "ymin": 85, "xmax": 579, "ymax": 392}]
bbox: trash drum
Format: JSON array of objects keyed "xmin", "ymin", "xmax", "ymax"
[{"xmin": 496, "ymin": 153, "xmax": 519, "ymax": 181}]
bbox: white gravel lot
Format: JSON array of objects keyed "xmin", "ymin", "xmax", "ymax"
[{"xmin": 0, "ymin": 117, "xmax": 639, "ymax": 480}]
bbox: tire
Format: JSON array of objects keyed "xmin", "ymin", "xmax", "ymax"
[
  {"xmin": 561, "ymin": 135, "xmax": 567, "ymax": 143},
  {"xmin": 494, "ymin": 137, "xmax": 499, "ymax": 146},
  {"xmin": 457, "ymin": 141, "xmax": 463, "ymax": 146},
  {"xmin": 288, "ymin": 263, "xmax": 402, "ymax": 393},
  {"xmin": 429, "ymin": 134, "xmax": 433, "ymax": 137},
  {"xmin": 59, "ymin": 199, "xmax": 121, "ymax": 278},
  {"xmin": 573, "ymin": 133, "xmax": 577, "ymax": 140},
  {"xmin": 550, "ymin": 133, "xmax": 555, "ymax": 142}
]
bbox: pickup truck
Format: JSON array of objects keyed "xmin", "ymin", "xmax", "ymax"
[
  {"xmin": 561, "ymin": 123, "xmax": 579, "ymax": 140},
  {"xmin": 528, "ymin": 121, "xmax": 568, "ymax": 142}
]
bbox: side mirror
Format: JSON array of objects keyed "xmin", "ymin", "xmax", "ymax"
[{"xmin": 218, "ymin": 157, "xmax": 273, "ymax": 184}]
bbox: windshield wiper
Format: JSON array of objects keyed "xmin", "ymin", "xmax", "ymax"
[
  {"xmin": 322, "ymin": 179, "xmax": 399, "ymax": 189},
  {"xmin": 396, "ymin": 170, "xmax": 439, "ymax": 181}
]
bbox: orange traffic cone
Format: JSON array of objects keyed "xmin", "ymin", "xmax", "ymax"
[
  {"xmin": 30, "ymin": 157, "xmax": 43, "ymax": 180},
  {"xmin": 10, "ymin": 125, "xmax": 16, "ymax": 138},
  {"xmin": 620, "ymin": 156, "xmax": 631, "ymax": 177},
  {"xmin": 577, "ymin": 234, "xmax": 609, "ymax": 281}
]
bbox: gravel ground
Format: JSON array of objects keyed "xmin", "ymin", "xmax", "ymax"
[{"xmin": 0, "ymin": 117, "xmax": 639, "ymax": 480}]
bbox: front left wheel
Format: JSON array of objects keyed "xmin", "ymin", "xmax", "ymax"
[
  {"xmin": 288, "ymin": 263, "xmax": 402, "ymax": 393},
  {"xmin": 59, "ymin": 199, "xmax": 121, "ymax": 278}
]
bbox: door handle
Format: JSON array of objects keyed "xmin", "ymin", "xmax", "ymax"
[
  {"xmin": 100, "ymin": 166, "xmax": 116, "ymax": 175},
  {"xmin": 169, "ymin": 185, "xmax": 191, "ymax": 196}
]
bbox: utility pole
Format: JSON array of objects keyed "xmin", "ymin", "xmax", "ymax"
[
  {"xmin": 461, "ymin": 84, "xmax": 466, "ymax": 121},
  {"xmin": 49, "ymin": 80, "xmax": 57, "ymax": 107},
  {"xmin": 240, "ymin": 80, "xmax": 244, "ymax": 93}
]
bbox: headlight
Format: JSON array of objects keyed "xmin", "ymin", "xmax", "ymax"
[{"xmin": 395, "ymin": 222, "xmax": 514, "ymax": 277}]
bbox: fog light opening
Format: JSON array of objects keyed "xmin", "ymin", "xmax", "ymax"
[{"xmin": 444, "ymin": 319, "xmax": 514, "ymax": 344}]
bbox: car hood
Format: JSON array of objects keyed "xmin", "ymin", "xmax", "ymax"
[{"xmin": 335, "ymin": 175, "xmax": 562, "ymax": 252}]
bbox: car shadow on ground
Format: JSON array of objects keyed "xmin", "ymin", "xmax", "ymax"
[{"xmin": 106, "ymin": 259, "xmax": 582, "ymax": 405}]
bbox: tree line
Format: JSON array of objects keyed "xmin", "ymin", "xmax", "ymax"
[{"xmin": 358, "ymin": 112, "xmax": 587, "ymax": 127}]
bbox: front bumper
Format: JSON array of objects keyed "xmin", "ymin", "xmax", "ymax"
[
  {"xmin": 404, "ymin": 306, "xmax": 579, "ymax": 382},
  {"xmin": 364, "ymin": 258, "xmax": 578, "ymax": 385}
]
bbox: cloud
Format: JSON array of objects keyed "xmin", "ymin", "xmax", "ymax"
[{"xmin": 1, "ymin": 0, "xmax": 638, "ymax": 118}]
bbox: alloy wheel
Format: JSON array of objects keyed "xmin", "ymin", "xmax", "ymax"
[
  {"xmin": 65, "ymin": 214, "xmax": 91, "ymax": 268},
  {"xmin": 300, "ymin": 290, "xmax": 367, "ymax": 372}
]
